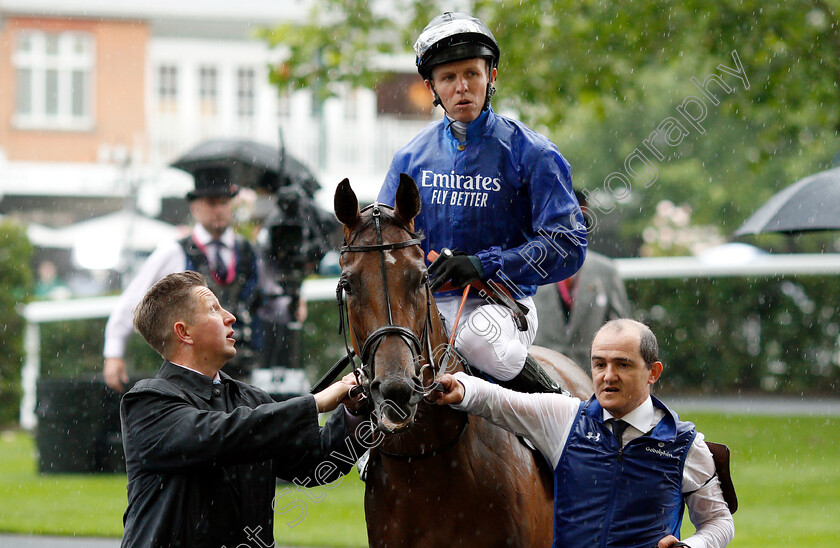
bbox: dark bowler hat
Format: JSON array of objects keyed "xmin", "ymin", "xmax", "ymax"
[{"xmin": 186, "ymin": 167, "xmax": 240, "ymax": 201}]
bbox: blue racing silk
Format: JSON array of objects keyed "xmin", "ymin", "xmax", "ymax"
[{"xmin": 378, "ymin": 107, "xmax": 586, "ymax": 298}]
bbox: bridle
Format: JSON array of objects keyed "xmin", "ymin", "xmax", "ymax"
[
  {"xmin": 336, "ymin": 202, "xmax": 440, "ymax": 404},
  {"xmin": 336, "ymin": 201, "xmax": 470, "ymax": 459}
]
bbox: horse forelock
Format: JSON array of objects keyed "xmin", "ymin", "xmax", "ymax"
[{"xmin": 345, "ymin": 204, "xmax": 422, "ymax": 247}]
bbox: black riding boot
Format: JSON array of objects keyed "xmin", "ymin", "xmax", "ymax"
[{"xmin": 501, "ymin": 354, "xmax": 565, "ymax": 394}]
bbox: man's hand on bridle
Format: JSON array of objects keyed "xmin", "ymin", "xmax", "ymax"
[
  {"xmin": 344, "ymin": 384, "xmax": 373, "ymax": 416},
  {"xmin": 426, "ymin": 374, "xmax": 465, "ymax": 406},
  {"xmin": 429, "ymin": 251, "xmax": 484, "ymax": 292}
]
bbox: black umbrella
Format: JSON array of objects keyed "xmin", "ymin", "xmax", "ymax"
[
  {"xmin": 171, "ymin": 138, "xmax": 320, "ymax": 196},
  {"xmin": 735, "ymin": 166, "xmax": 840, "ymax": 236},
  {"xmin": 173, "ymin": 137, "xmax": 337, "ymax": 274}
]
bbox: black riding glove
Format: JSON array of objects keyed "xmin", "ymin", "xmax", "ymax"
[{"xmin": 429, "ymin": 251, "xmax": 485, "ymax": 292}]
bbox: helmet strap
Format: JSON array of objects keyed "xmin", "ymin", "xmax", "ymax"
[
  {"xmin": 429, "ymin": 82, "xmax": 443, "ymax": 109},
  {"xmin": 483, "ymin": 83, "xmax": 496, "ymax": 111},
  {"xmin": 428, "ymin": 79, "xmax": 494, "ymax": 113}
]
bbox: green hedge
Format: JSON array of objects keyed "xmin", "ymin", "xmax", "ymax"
[
  {"xmin": 38, "ymin": 318, "xmax": 159, "ymax": 380},
  {"xmin": 35, "ymin": 301, "xmax": 343, "ymax": 384},
  {"xmin": 301, "ymin": 299, "xmax": 345, "ymax": 382},
  {"xmin": 36, "ymin": 300, "xmax": 344, "ymax": 383},
  {"xmin": 302, "ymin": 275, "xmax": 840, "ymax": 396},
  {"xmin": 41, "ymin": 301, "xmax": 344, "ymax": 381},
  {"xmin": 627, "ymin": 275, "xmax": 840, "ymax": 395},
  {"xmin": 0, "ymin": 220, "xmax": 33, "ymax": 426}
]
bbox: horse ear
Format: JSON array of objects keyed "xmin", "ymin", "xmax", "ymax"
[
  {"xmin": 334, "ymin": 178, "xmax": 360, "ymax": 228},
  {"xmin": 394, "ymin": 173, "xmax": 421, "ymax": 226}
]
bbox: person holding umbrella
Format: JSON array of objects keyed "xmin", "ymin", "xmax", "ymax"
[{"xmin": 104, "ymin": 172, "xmax": 269, "ymax": 390}]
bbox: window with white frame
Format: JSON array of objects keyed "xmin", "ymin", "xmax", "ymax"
[
  {"xmin": 12, "ymin": 30, "xmax": 94, "ymax": 130},
  {"xmin": 237, "ymin": 67, "xmax": 256, "ymax": 118},
  {"xmin": 157, "ymin": 64, "xmax": 179, "ymax": 113},
  {"xmin": 198, "ymin": 65, "xmax": 217, "ymax": 117}
]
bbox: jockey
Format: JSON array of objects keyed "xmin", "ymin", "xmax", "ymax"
[{"xmin": 378, "ymin": 12, "xmax": 587, "ymax": 394}]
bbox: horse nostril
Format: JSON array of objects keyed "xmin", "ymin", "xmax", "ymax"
[
  {"xmin": 378, "ymin": 378, "xmax": 414, "ymax": 407},
  {"xmin": 370, "ymin": 379, "xmax": 382, "ymax": 394},
  {"xmin": 409, "ymin": 374, "xmax": 424, "ymax": 392}
]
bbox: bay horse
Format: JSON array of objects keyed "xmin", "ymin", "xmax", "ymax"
[{"xmin": 334, "ymin": 174, "xmax": 593, "ymax": 547}]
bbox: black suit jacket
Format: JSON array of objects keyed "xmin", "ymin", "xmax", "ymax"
[{"xmin": 120, "ymin": 361, "xmax": 364, "ymax": 548}]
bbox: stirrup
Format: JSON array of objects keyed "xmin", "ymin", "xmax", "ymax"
[{"xmin": 501, "ymin": 355, "xmax": 568, "ymax": 395}]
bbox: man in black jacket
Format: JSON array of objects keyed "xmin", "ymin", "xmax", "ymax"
[{"xmin": 120, "ymin": 271, "xmax": 368, "ymax": 548}]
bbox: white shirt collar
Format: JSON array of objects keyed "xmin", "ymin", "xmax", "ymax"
[
  {"xmin": 171, "ymin": 361, "xmax": 222, "ymax": 382},
  {"xmin": 602, "ymin": 396, "xmax": 654, "ymax": 434},
  {"xmin": 192, "ymin": 223, "xmax": 235, "ymax": 248}
]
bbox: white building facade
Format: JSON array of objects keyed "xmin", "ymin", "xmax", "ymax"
[{"xmin": 1, "ymin": 0, "xmax": 435, "ymax": 219}]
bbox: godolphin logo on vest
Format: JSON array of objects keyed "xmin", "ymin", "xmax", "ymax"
[
  {"xmin": 645, "ymin": 446, "xmax": 676, "ymax": 458},
  {"xmin": 421, "ymin": 169, "xmax": 502, "ymax": 208}
]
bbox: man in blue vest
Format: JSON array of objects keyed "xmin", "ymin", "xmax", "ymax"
[
  {"xmin": 431, "ymin": 319, "xmax": 734, "ymax": 547},
  {"xmin": 378, "ymin": 12, "xmax": 587, "ymax": 394},
  {"xmin": 104, "ymin": 174, "xmax": 265, "ymax": 389}
]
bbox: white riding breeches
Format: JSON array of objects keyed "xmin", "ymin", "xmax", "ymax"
[{"xmin": 436, "ymin": 294, "xmax": 538, "ymax": 381}]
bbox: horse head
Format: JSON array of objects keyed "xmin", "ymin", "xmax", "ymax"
[{"xmin": 334, "ymin": 174, "xmax": 448, "ymax": 433}]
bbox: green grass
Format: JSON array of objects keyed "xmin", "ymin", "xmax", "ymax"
[
  {"xmin": 0, "ymin": 430, "xmax": 368, "ymax": 546},
  {"xmin": 1, "ymin": 411, "xmax": 839, "ymax": 546},
  {"xmin": 0, "ymin": 430, "xmax": 128, "ymax": 536},
  {"xmin": 682, "ymin": 413, "xmax": 840, "ymax": 547}
]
